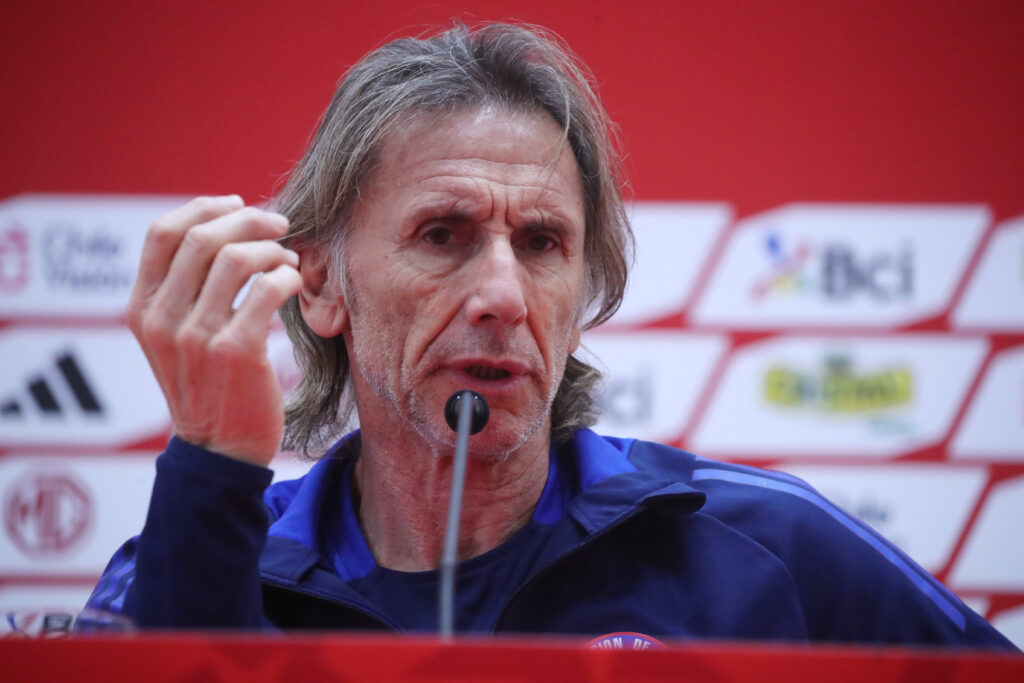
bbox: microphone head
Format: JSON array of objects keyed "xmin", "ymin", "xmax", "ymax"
[{"xmin": 444, "ymin": 390, "xmax": 490, "ymax": 435}]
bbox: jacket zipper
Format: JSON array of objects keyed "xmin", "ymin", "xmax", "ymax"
[{"xmin": 490, "ymin": 507, "xmax": 645, "ymax": 635}]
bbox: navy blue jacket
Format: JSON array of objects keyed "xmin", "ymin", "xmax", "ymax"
[{"xmin": 87, "ymin": 429, "xmax": 1016, "ymax": 647}]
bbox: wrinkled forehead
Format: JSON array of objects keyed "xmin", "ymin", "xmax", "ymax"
[{"xmin": 367, "ymin": 105, "xmax": 582, "ymax": 196}]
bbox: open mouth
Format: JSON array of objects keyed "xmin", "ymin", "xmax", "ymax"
[{"xmin": 466, "ymin": 365, "xmax": 512, "ymax": 381}]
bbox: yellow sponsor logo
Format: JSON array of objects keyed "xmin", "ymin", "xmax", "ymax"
[{"xmin": 764, "ymin": 355, "xmax": 912, "ymax": 413}]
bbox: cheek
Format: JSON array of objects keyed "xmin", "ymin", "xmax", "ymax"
[
  {"xmin": 530, "ymin": 286, "xmax": 583, "ymax": 361},
  {"xmin": 539, "ymin": 268, "xmax": 585, "ymax": 325}
]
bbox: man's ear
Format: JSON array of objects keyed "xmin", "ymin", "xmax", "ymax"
[
  {"xmin": 296, "ymin": 242, "xmax": 348, "ymax": 338},
  {"xmin": 568, "ymin": 326, "xmax": 581, "ymax": 354}
]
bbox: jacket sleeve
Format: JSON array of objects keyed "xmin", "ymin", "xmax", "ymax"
[{"xmin": 85, "ymin": 437, "xmax": 275, "ymax": 629}]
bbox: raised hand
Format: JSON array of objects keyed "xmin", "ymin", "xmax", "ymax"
[{"xmin": 127, "ymin": 195, "xmax": 302, "ymax": 466}]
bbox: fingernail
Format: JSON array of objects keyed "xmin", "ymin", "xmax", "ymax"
[
  {"xmin": 224, "ymin": 194, "xmax": 244, "ymax": 207},
  {"xmin": 269, "ymin": 212, "xmax": 290, "ymax": 228},
  {"xmin": 285, "ymin": 249, "xmax": 299, "ymax": 265}
]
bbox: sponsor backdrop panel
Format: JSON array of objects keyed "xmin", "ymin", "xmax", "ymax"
[
  {"xmin": 583, "ymin": 331, "xmax": 728, "ymax": 444},
  {"xmin": 0, "ymin": 195, "xmax": 188, "ymax": 318},
  {"xmin": 0, "ymin": 327, "xmax": 170, "ymax": 448},
  {"xmin": 691, "ymin": 204, "xmax": 988, "ymax": 329},
  {"xmin": 690, "ymin": 335, "xmax": 988, "ymax": 458},
  {"xmin": 952, "ymin": 216, "xmax": 1024, "ymax": 331},
  {"xmin": 0, "ymin": 455, "xmax": 156, "ymax": 576},
  {"xmin": 951, "ymin": 345, "xmax": 1024, "ymax": 462},
  {"xmin": 2, "ymin": 0, "xmax": 1023, "ymax": 648},
  {"xmin": 0, "ymin": 585, "xmax": 98, "ymax": 633},
  {"xmin": 949, "ymin": 476, "xmax": 1024, "ymax": 592},
  {"xmin": 605, "ymin": 203, "xmax": 731, "ymax": 326}
]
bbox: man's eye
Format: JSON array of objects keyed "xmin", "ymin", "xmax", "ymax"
[
  {"xmin": 422, "ymin": 227, "xmax": 453, "ymax": 246},
  {"xmin": 526, "ymin": 233, "xmax": 558, "ymax": 252}
]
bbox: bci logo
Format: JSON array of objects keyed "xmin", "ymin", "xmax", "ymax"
[{"xmin": 752, "ymin": 232, "xmax": 914, "ymax": 301}]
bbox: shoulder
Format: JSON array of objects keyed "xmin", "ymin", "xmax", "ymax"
[
  {"xmin": 623, "ymin": 436, "xmax": 849, "ymax": 554},
  {"xmin": 622, "ymin": 435, "xmax": 931, "ymax": 585},
  {"xmin": 615, "ymin": 434, "xmax": 1012, "ymax": 647}
]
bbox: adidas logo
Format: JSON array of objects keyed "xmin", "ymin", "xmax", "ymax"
[{"xmin": 1, "ymin": 351, "xmax": 103, "ymax": 419}]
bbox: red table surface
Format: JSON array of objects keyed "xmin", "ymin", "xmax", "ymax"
[{"xmin": 2, "ymin": 634, "xmax": 1021, "ymax": 682}]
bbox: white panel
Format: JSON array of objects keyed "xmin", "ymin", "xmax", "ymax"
[
  {"xmin": 267, "ymin": 328, "xmax": 303, "ymax": 404},
  {"xmin": 0, "ymin": 328, "xmax": 170, "ymax": 447},
  {"xmin": 269, "ymin": 453, "xmax": 316, "ymax": 482},
  {"xmin": 691, "ymin": 204, "xmax": 989, "ymax": 328},
  {"xmin": 960, "ymin": 597, "xmax": 990, "ymax": 618},
  {"xmin": 0, "ymin": 194, "xmax": 189, "ymax": 317},
  {"xmin": 584, "ymin": 331, "xmax": 728, "ymax": 442},
  {"xmin": 952, "ymin": 216, "xmax": 1024, "ymax": 330},
  {"xmin": 607, "ymin": 202, "xmax": 730, "ymax": 325},
  {"xmin": 0, "ymin": 454, "xmax": 156, "ymax": 575},
  {"xmin": 950, "ymin": 345, "xmax": 1024, "ymax": 461},
  {"xmin": 691, "ymin": 335, "xmax": 988, "ymax": 457},
  {"xmin": 780, "ymin": 464, "xmax": 986, "ymax": 572},
  {"xmin": 0, "ymin": 584, "xmax": 96, "ymax": 617},
  {"xmin": 991, "ymin": 603, "xmax": 1024, "ymax": 651},
  {"xmin": 0, "ymin": 451, "xmax": 309, "ymax": 578},
  {"xmin": 949, "ymin": 476, "xmax": 1024, "ymax": 590}
]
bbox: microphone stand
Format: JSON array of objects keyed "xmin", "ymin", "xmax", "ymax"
[
  {"xmin": 439, "ymin": 393, "xmax": 472, "ymax": 639},
  {"xmin": 438, "ymin": 390, "xmax": 487, "ymax": 639}
]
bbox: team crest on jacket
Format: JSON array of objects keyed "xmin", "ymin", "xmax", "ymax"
[{"xmin": 586, "ymin": 632, "xmax": 665, "ymax": 650}]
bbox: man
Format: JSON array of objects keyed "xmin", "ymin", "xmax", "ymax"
[{"xmin": 87, "ymin": 23, "xmax": 1015, "ymax": 647}]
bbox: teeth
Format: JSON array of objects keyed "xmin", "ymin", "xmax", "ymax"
[{"xmin": 467, "ymin": 366, "xmax": 510, "ymax": 380}]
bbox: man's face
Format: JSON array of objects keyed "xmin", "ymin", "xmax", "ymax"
[{"xmin": 339, "ymin": 107, "xmax": 586, "ymax": 455}]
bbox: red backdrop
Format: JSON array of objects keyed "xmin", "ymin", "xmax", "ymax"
[{"xmin": 2, "ymin": 1, "xmax": 1022, "ymax": 218}]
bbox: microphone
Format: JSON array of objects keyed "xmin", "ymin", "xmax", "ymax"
[
  {"xmin": 443, "ymin": 390, "xmax": 490, "ymax": 435},
  {"xmin": 439, "ymin": 390, "xmax": 489, "ymax": 639}
]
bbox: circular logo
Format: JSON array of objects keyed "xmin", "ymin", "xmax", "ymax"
[{"xmin": 4, "ymin": 470, "xmax": 93, "ymax": 557}]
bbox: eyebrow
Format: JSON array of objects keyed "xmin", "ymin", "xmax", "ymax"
[
  {"xmin": 406, "ymin": 196, "xmax": 482, "ymax": 227},
  {"xmin": 522, "ymin": 216, "xmax": 574, "ymax": 238},
  {"xmin": 402, "ymin": 177, "xmax": 583, "ymax": 237},
  {"xmin": 407, "ymin": 208, "xmax": 579, "ymax": 247},
  {"xmin": 408, "ymin": 195, "xmax": 579, "ymax": 227}
]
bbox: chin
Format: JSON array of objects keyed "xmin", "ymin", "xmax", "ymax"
[
  {"xmin": 466, "ymin": 413, "xmax": 549, "ymax": 462},
  {"xmin": 405, "ymin": 392, "xmax": 551, "ymax": 461}
]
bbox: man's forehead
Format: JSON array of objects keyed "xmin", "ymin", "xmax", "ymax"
[{"xmin": 372, "ymin": 107, "xmax": 579, "ymax": 185}]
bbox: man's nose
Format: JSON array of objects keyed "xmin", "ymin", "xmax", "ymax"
[{"xmin": 464, "ymin": 239, "xmax": 528, "ymax": 327}]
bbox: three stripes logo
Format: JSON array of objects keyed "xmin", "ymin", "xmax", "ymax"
[{"xmin": 1, "ymin": 351, "xmax": 103, "ymax": 419}]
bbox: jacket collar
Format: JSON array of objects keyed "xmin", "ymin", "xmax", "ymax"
[
  {"xmin": 564, "ymin": 430, "xmax": 706, "ymax": 535},
  {"xmin": 262, "ymin": 433, "xmax": 359, "ymax": 582},
  {"xmin": 259, "ymin": 429, "xmax": 707, "ymax": 582}
]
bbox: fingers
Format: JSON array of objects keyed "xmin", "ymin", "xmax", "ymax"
[
  {"xmin": 151, "ymin": 206, "xmax": 290, "ymax": 322},
  {"xmin": 188, "ymin": 240, "xmax": 299, "ymax": 332},
  {"xmin": 130, "ymin": 195, "xmax": 244, "ymax": 316},
  {"xmin": 226, "ymin": 264, "xmax": 304, "ymax": 347}
]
